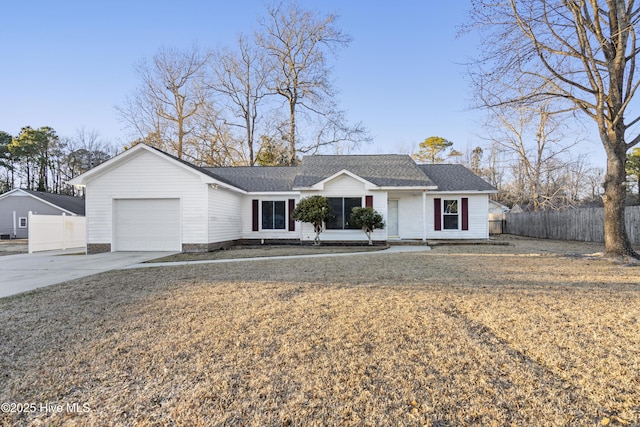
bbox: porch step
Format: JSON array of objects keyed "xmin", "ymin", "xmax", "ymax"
[{"xmin": 387, "ymin": 240, "xmax": 430, "ymax": 246}]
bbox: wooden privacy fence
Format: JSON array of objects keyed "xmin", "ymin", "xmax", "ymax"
[
  {"xmin": 28, "ymin": 212, "xmax": 86, "ymax": 253},
  {"xmin": 488, "ymin": 213, "xmax": 506, "ymax": 234},
  {"xmin": 505, "ymin": 206, "xmax": 640, "ymax": 244}
]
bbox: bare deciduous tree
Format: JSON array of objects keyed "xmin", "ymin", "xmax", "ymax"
[
  {"xmin": 256, "ymin": 1, "xmax": 367, "ymax": 164},
  {"xmin": 210, "ymin": 36, "xmax": 270, "ymax": 166},
  {"xmin": 467, "ymin": 0, "xmax": 640, "ymax": 258},
  {"xmin": 117, "ymin": 45, "xmax": 211, "ymax": 160},
  {"xmin": 483, "ymin": 102, "xmax": 577, "ymax": 211}
]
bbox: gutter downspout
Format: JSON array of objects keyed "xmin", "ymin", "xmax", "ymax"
[{"xmin": 12, "ymin": 211, "xmax": 17, "ymax": 238}]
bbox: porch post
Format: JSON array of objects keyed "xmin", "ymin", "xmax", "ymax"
[{"xmin": 422, "ymin": 191, "xmax": 427, "ymax": 242}]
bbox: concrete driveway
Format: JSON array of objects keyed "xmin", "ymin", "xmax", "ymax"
[{"xmin": 0, "ymin": 250, "xmax": 173, "ymax": 299}]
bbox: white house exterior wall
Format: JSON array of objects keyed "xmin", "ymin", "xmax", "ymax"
[
  {"xmin": 84, "ymin": 150, "xmax": 209, "ymax": 250},
  {"xmin": 240, "ymin": 194, "xmax": 301, "ymax": 240},
  {"xmin": 208, "ymin": 186, "xmax": 243, "ymax": 244},
  {"xmin": 370, "ymin": 191, "xmax": 388, "ymax": 241},
  {"xmin": 321, "ymin": 174, "xmax": 367, "ymax": 195},
  {"xmin": 391, "ymin": 193, "xmax": 424, "ymax": 240},
  {"xmin": 425, "ymin": 193, "xmax": 489, "ymax": 239}
]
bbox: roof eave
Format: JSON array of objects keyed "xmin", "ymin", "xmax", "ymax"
[
  {"xmin": 246, "ymin": 191, "xmax": 299, "ymax": 195},
  {"xmin": 428, "ymin": 190, "xmax": 498, "ymax": 194},
  {"xmin": 379, "ymin": 185, "xmax": 438, "ymax": 191},
  {"xmin": 208, "ymin": 182, "xmax": 248, "ymax": 194}
]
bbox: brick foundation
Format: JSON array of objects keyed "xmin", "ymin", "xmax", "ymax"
[
  {"xmin": 181, "ymin": 240, "xmax": 236, "ymax": 253},
  {"xmin": 87, "ymin": 243, "xmax": 111, "ymax": 254},
  {"xmin": 181, "ymin": 243, "xmax": 209, "ymax": 253}
]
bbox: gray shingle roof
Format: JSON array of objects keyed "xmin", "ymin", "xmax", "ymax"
[
  {"xmin": 149, "ymin": 143, "xmax": 494, "ymax": 193},
  {"xmin": 418, "ymin": 164, "xmax": 497, "ymax": 192},
  {"xmin": 292, "ymin": 155, "xmax": 436, "ymax": 188},
  {"xmin": 23, "ymin": 190, "xmax": 86, "ymax": 215},
  {"xmin": 204, "ymin": 166, "xmax": 298, "ymax": 192}
]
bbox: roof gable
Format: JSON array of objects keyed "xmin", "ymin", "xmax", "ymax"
[
  {"xmin": 68, "ymin": 144, "xmax": 245, "ymax": 193},
  {"xmin": 301, "ymin": 169, "xmax": 376, "ymax": 190}
]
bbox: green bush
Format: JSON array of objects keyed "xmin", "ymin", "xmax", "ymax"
[
  {"xmin": 350, "ymin": 207, "xmax": 385, "ymax": 245},
  {"xmin": 291, "ymin": 196, "xmax": 334, "ymax": 245}
]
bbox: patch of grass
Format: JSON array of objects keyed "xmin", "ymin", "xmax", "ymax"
[{"xmin": 1, "ymin": 236, "xmax": 639, "ymax": 426}]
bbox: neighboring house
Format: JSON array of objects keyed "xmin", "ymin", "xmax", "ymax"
[
  {"xmin": 488, "ymin": 200, "xmax": 510, "ymax": 234},
  {"xmin": 489, "ymin": 200, "xmax": 510, "ymax": 220},
  {"xmin": 0, "ymin": 189, "xmax": 86, "ymax": 239},
  {"xmin": 69, "ymin": 144, "xmax": 497, "ymax": 253}
]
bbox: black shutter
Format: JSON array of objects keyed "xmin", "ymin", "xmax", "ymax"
[
  {"xmin": 288, "ymin": 199, "xmax": 296, "ymax": 231},
  {"xmin": 252, "ymin": 199, "xmax": 259, "ymax": 231}
]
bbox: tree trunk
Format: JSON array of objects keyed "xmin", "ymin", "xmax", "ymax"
[
  {"xmin": 177, "ymin": 115, "xmax": 184, "ymax": 160},
  {"xmin": 314, "ymin": 223, "xmax": 321, "ymax": 245},
  {"xmin": 603, "ymin": 149, "xmax": 637, "ymax": 257},
  {"xmin": 288, "ymin": 100, "xmax": 296, "ymax": 166},
  {"xmin": 246, "ymin": 95, "xmax": 254, "ymax": 166}
]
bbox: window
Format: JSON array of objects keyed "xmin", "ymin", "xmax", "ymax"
[
  {"xmin": 326, "ymin": 197, "xmax": 361, "ymax": 230},
  {"xmin": 18, "ymin": 217, "xmax": 27, "ymax": 228},
  {"xmin": 434, "ymin": 198, "xmax": 468, "ymax": 232},
  {"xmin": 443, "ymin": 199, "xmax": 459, "ymax": 230},
  {"xmin": 262, "ymin": 200, "xmax": 286, "ymax": 230}
]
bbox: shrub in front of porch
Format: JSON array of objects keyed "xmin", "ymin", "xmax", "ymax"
[
  {"xmin": 291, "ymin": 196, "xmax": 334, "ymax": 245},
  {"xmin": 350, "ymin": 207, "xmax": 385, "ymax": 245}
]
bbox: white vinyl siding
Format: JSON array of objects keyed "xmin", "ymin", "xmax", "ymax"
[
  {"xmin": 113, "ymin": 199, "xmax": 180, "ymax": 251},
  {"xmin": 208, "ymin": 186, "xmax": 243, "ymax": 243},
  {"xmin": 426, "ymin": 194, "xmax": 489, "ymax": 239},
  {"xmin": 321, "ymin": 174, "xmax": 366, "ymax": 195},
  {"xmin": 240, "ymin": 195, "xmax": 300, "ymax": 240},
  {"xmin": 394, "ymin": 194, "xmax": 423, "ymax": 240},
  {"xmin": 386, "ymin": 192, "xmax": 490, "ymax": 240}
]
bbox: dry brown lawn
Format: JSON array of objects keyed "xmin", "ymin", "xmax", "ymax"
[{"xmin": 1, "ymin": 235, "xmax": 639, "ymax": 426}]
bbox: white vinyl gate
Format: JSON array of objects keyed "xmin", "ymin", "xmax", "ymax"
[{"xmin": 28, "ymin": 213, "xmax": 86, "ymax": 253}]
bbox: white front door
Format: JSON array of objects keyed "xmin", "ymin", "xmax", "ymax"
[{"xmin": 387, "ymin": 200, "xmax": 399, "ymax": 237}]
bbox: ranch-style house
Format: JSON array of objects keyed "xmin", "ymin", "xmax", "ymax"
[{"xmin": 69, "ymin": 143, "xmax": 497, "ymax": 253}]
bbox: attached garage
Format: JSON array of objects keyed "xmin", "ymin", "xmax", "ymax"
[{"xmin": 113, "ymin": 199, "xmax": 181, "ymax": 251}]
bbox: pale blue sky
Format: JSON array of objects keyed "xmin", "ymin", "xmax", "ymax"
[{"xmin": 0, "ymin": 1, "xmax": 605, "ymax": 166}]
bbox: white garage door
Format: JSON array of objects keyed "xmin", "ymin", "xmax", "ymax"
[{"xmin": 114, "ymin": 199, "xmax": 181, "ymax": 251}]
